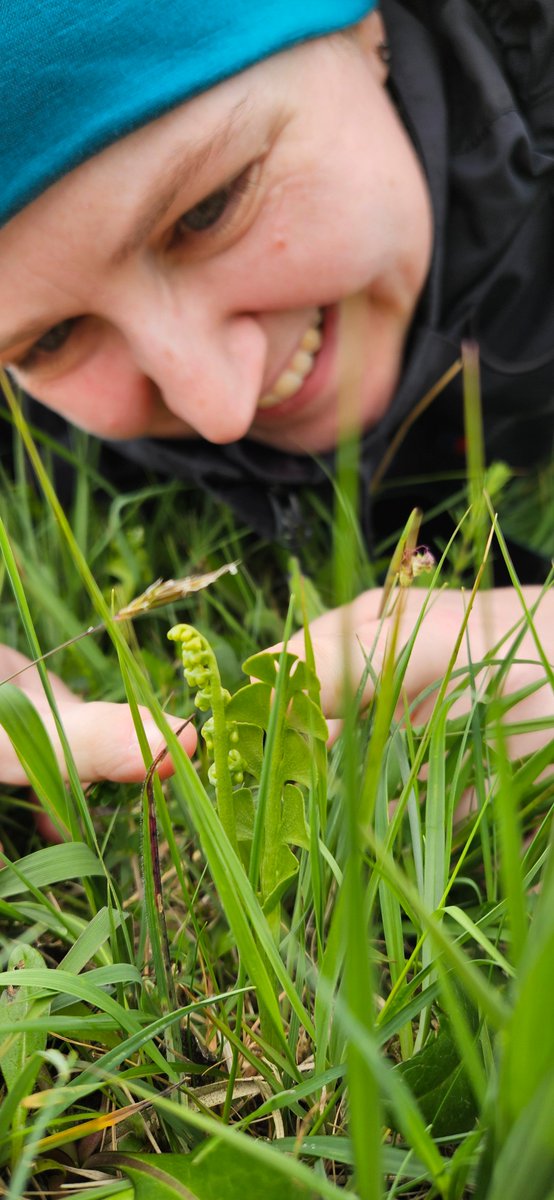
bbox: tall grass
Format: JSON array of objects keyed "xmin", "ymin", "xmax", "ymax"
[{"xmin": 0, "ymin": 369, "xmax": 553, "ymax": 1199}]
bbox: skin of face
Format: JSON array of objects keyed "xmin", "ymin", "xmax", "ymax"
[{"xmin": 0, "ymin": 13, "xmax": 433, "ymax": 455}]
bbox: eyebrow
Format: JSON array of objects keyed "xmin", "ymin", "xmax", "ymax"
[
  {"xmin": 0, "ymin": 97, "xmax": 252, "ymax": 355},
  {"xmin": 109, "ymin": 97, "xmax": 252, "ymax": 267}
]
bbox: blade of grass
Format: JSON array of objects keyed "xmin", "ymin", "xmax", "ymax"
[
  {"xmin": 319, "ymin": 979, "xmax": 451, "ymax": 1196},
  {"xmin": 94, "ymin": 1077, "xmax": 358, "ymax": 1200},
  {"xmin": 59, "ymin": 906, "xmax": 126, "ymax": 972},
  {"xmin": 365, "ymin": 827, "xmax": 509, "ymax": 1029},
  {"xmin": 462, "ymin": 341, "xmax": 492, "ymax": 589},
  {"xmin": 5, "ymin": 1049, "xmax": 71, "ymax": 1200},
  {"xmin": 375, "ymin": 771, "xmax": 413, "ymax": 1060},
  {"xmin": 0, "ymin": 842, "xmax": 104, "ymax": 897},
  {"xmin": 491, "ymin": 713, "xmax": 527, "ymax": 967},
  {"xmin": 0, "ymin": 515, "xmax": 94, "ymax": 843},
  {"xmin": 334, "ymin": 293, "xmax": 382, "ymax": 1200}
]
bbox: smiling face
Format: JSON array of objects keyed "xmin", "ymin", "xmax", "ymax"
[{"xmin": 0, "ymin": 15, "xmax": 432, "ymax": 455}]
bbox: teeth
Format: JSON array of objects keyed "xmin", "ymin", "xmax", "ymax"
[
  {"xmin": 257, "ymin": 392, "xmax": 280, "ymax": 410},
  {"xmin": 291, "ymin": 349, "xmax": 315, "ymax": 374},
  {"xmin": 273, "ymin": 369, "xmax": 305, "ymax": 399},
  {"xmin": 258, "ymin": 312, "xmax": 323, "ymax": 410},
  {"xmin": 300, "ymin": 327, "xmax": 323, "ymax": 354}
]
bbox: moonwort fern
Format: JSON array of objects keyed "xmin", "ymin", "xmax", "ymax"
[{"xmin": 168, "ymin": 624, "xmax": 328, "ymax": 937}]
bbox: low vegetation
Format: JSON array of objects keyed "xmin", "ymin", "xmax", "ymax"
[{"xmin": 0, "ymin": 375, "xmax": 553, "ymax": 1199}]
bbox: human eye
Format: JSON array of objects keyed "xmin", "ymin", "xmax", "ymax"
[
  {"xmin": 177, "ymin": 184, "xmax": 235, "ymax": 233},
  {"xmin": 13, "ymin": 318, "xmax": 79, "ymax": 373},
  {"xmin": 171, "ymin": 166, "xmax": 258, "ymax": 241}
]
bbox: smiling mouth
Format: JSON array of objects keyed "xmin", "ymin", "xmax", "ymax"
[{"xmin": 257, "ymin": 310, "xmax": 324, "ymax": 410}]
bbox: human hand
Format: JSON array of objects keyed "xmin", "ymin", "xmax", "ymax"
[
  {"xmin": 0, "ymin": 645, "xmax": 196, "ymax": 787},
  {"xmin": 284, "ymin": 585, "xmax": 554, "ymax": 758}
]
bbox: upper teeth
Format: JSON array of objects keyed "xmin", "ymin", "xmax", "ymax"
[{"xmin": 258, "ymin": 314, "xmax": 323, "ymax": 410}]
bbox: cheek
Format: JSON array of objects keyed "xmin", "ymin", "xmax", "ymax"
[
  {"xmin": 247, "ymin": 170, "xmax": 387, "ymax": 306},
  {"xmin": 29, "ymin": 351, "xmax": 159, "ymax": 439}
]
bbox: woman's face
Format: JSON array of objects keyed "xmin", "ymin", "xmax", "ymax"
[{"xmin": 0, "ymin": 17, "xmax": 432, "ymax": 454}]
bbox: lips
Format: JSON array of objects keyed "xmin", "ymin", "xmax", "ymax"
[
  {"xmin": 257, "ymin": 310, "xmax": 324, "ymax": 410},
  {"xmin": 254, "ymin": 304, "xmax": 339, "ymax": 429}
]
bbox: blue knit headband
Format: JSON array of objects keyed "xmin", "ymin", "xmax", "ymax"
[{"xmin": 1, "ymin": 0, "xmax": 375, "ymax": 227}]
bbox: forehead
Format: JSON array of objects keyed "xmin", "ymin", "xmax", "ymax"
[
  {"xmin": 2, "ymin": 32, "xmax": 360, "ymax": 257},
  {"xmin": 1, "ymin": 0, "xmax": 373, "ymax": 223},
  {"xmin": 1, "ymin": 36, "xmax": 331, "ymax": 274},
  {"xmin": 0, "ymin": 75, "xmax": 259, "ymax": 261}
]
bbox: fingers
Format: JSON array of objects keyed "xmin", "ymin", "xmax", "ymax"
[
  {"xmin": 283, "ymin": 588, "xmax": 476, "ymax": 719},
  {"xmin": 0, "ymin": 700, "xmax": 196, "ymax": 786},
  {"xmin": 325, "ymin": 718, "xmax": 343, "ymax": 746},
  {"xmin": 284, "ymin": 589, "xmax": 419, "ymax": 717},
  {"xmin": 0, "ymin": 645, "xmax": 80, "ymax": 703},
  {"xmin": 57, "ymin": 703, "xmax": 197, "ymax": 782},
  {"xmin": 282, "ymin": 586, "xmax": 554, "ymax": 754},
  {"xmin": 0, "ymin": 643, "xmax": 197, "ymax": 785}
]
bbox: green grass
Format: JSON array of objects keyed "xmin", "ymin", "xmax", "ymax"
[{"xmin": 0, "ymin": 374, "xmax": 553, "ymax": 1199}]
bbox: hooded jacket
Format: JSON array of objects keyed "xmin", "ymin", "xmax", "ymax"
[{"xmin": 26, "ymin": 0, "xmax": 554, "ymax": 555}]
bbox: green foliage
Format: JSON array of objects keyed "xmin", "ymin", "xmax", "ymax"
[
  {"xmin": 0, "ymin": 842, "xmax": 105, "ymax": 897},
  {"xmin": 0, "ymin": 380, "xmax": 552, "ymax": 1199},
  {"xmin": 169, "ymin": 627, "xmax": 326, "ymax": 925},
  {"xmin": 0, "ymin": 685, "xmax": 71, "ymax": 833},
  {"xmin": 95, "ymin": 1147, "xmax": 311, "ymax": 1199},
  {"xmin": 0, "ymin": 943, "xmax": 50, "ymax": 1167},
  {"xmin": 394, "ymin": 1024, "xmax": 479, "ymax": 1138}
]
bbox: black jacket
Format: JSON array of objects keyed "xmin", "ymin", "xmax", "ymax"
[{"xmin": 26, "ymin": 0, "xmax": 554, "ymax": 555}]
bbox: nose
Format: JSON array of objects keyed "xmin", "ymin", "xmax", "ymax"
[{"xmin": 122, "ymin": 291, "xmax": 267, "ymax": 444}]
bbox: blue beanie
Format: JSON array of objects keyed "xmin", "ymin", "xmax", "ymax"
[{"xmin": 1, "ymin": 0, "xmax": 375, "ymax": 227}]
